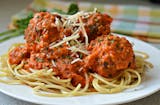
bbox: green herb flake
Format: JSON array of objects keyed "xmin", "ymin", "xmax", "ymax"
[
  {"xmin": 110, "ymin": 40, "xmax": 115, "ymax": 44},
  {"xmin": 36, "ymin": 15, "xmax": 40, "ymax": 19},
  {"xmin": 98, "ymin": 39, "xmax": 103, "ymax": 43},
  {"xmin": 79, "ymin": 53, "xmax": 83, "ymax": 59},
  {"xmin": 35, "ymin": 57, "xmax": 44, "ymax": 62},
  {"xmin": 21, "ymin": 53, "xmax": 25, "ymax": 58},
  {"xmin": 36, "ymin": 38, "xmax": 40, "ymax": 42},
  {"xmin": 66, "ymin": 55, "xmax": 71, "ymax": 59},
  {"xmin": 108, "ymin": 74, "xmax": 112, "ymax": 78},
  {"xmin": 69, "ymin": 40, "xmax": 76, "ymax": 46},
  {"xmin": 67, "ymin": 3, "xmax": 79, "ymax": 15},
  {"xmin": 103, "ymin": 61, "xmax": 108, "ymax": 68}
]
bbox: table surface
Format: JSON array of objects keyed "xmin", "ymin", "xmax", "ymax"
[{"xmin": 0, "ymin": 0, "xmax": 160, "ymax": 105}]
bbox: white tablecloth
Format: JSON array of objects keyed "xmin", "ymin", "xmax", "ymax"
[{"xmin": 0, "ymin": 0, "xmax": 160, "ymax": 105}]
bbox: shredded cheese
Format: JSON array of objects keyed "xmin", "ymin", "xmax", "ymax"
[
  {"xmin": 78, "ymin": 67, "xmax": 83, "ymax": 72},
  {"xmin": 49, "ymin": 34, "xmax": 80, "ymax": 48},
  {"xmin": 55, "ymin": 17, "xmax": 62, "ymax": 31},
  {"xmin": 71, "ymin": 58, "xmax": 82, "ymax": 64},
  {"xmin": 78, "ymin": 17, "xmax": 88, "ymax": 46},
  {"xmin": 51, "ymin": 60, "xmax": 57, "ymax": 67},
  {"xmin": 68, "ymin": 46, "xmax": 89, "ymax": 55}
]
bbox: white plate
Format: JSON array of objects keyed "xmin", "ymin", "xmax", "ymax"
[{"xmin": 0, "ymin": 35, "xmax": 160, "ymax": 105}]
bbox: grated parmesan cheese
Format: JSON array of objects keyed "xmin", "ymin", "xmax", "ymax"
[
  {"xmin": 55, "ymin": 17, "xmax": 62, "ymax": 31},
  {"xmin": 51, "ymin": 60, "xmax": 57, "ymax": 67},
  {"xmin": 49, "ymin": 34, "xmax": 80, "ymax": 48},
  {"xmin": 78, "ymin": 17, "xmax": 88, "ymax": 46},
  {"xmin": 71, "ymin": 58, "xmax": 82, "ymax": 64},
  {"xmin": 68, "ymin": 46, "xmax": 89, "ymax": 55}
]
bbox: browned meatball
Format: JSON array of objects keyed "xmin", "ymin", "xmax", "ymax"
[
  {"xmin": 85, "ymin": 35, "xmax": 135, "ymax": 78},
  {"xmin": 83, "ymin": 13, "xmax": 112, "ymax": 42},
  {"xmin": 24, "ymin": 12, "xmax": 61, "ymax": 45}
]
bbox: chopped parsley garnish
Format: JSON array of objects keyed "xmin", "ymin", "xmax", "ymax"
[
  {"xmin": 62, "ymin": 55, "xmax": 71, "ymax": 59},
  {"xmin": 79, "ymin": 53, "xmax": 83, "ymax": 59},
  {"xmin": 98, "ymin": 39, "xmax": 103, "ymax": 42},
  {"xmin": 103, "ymin": 61, "xmax": 108, "ymax": 68},
  {"xmin": 35, "ymin": 57, "xmax": 44, "ymax": 62},
  {"xmin": 110, "ymin": 40, "xmax": 115, "ymax": 44}
]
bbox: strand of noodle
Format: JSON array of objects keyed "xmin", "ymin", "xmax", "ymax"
[
  {"xmin": 122, "ymin": 69, "xmax": 141, "ymax": 88},
  {"xmin": 47, "ymin": 78, "xmax": 74, "ymax": 90},
  {"xmin": 32, "ymin": 78, "xmax": 54, "ymax": 85},
  {"xmin": 120, "ymin": 78, "xmax": 125, "ymax": 86},
  {"xmin": 29, "ymin": 77, "xmax": 72, "ymax": 90},
  {"xmin": 134, "ymin": 50, "xmax": 149, "ymax": 59},
  {"xmin": 144, "ymin": 61, "xmax": 153, "ymax": 69},
  {"xmin": 19, "ymin": 69, "xmax": 30, "ymax": 74},
  {"xmin": 80, "ymin": 73, "xmax": 89, "ymax": 92},
  {"xmin": 34, "ymin": 84, "xmax": 81, "ymax": 97},
  {"xmin": 0, "ymin": 79, "xmax": 21, "ymax": 84},
  {"xmin": 18, "ymin": 78, "xmax": 45, "ymax": 86},
  {"xmin": 34, "ymin": 86, "xmax": 60, "ymax": 93},
  {"xmin": 29, "ymin": 68, "xmax": 53, "ymax": 74},
  {"xmin": 124, "ymin": 71, "xmax": 131, "ymax": 85},
  {"xmin": 122, "ymin": 72, "xmax": 128, "ymax": 85},
  {"xmin": 7, "ymin": 60, "xmax": 15, "ymax": 75},
  {"xmin": 33, "ymin": 86, "xmax": 42, "ymax": 91},
  {"xmin": 14, "ymin": 68, "xmax": 41, "ymax": 78},
  {"xmin": 48, "ymin": 79, "xmax": 73, "ymax": 86},
  {"xmin": 50, "ymin": 76, "xmax": 71, "ymax": 83},
  {"xmin": 41, "ymin": 84, "xmax": 72, "ymax": 92},
  {"xmin": 101, "ymin": 79, "xmax": 119, "ymax": 88},
  {"xmin": 99, "ymin": 72, "xmax": 123, "ymax": 82},
  {"xmin": 92, "ymin": 73, "xmax": 122, "ymax": 87},
  {"xmin": 66, "ymin": 84, "xmax": 81, "ymax": 96},
  {"xmin": 14, "ymin": 68, "xmax": 54, "ymax": 78},
  {"xmin": 92, "ymin": 79, "xmax": 123, "ymax": 93},
  {"xmin": 34, "ymin": 91, "xmax": 68, "ymax": 97}
]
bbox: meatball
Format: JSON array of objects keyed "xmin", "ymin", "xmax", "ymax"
[
  {"xmin": 83, "ymin": 13, "xmax": 112, "ymax": 42},
  {"xmin": 24, "ymin": 12, "xmax": 61, "ymax": 45},
  {"xmin": 85, "ymin": 35, "xmax": 135, "ymax": 78}
]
